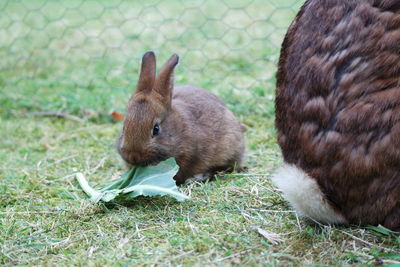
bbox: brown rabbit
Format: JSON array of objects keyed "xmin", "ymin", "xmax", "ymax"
[
  {"xmin": 117, "ymin": 51, "xmax": 246, "ymax": 185},
  {"xmin": 273, "ymin": 0, "xmax": 400, "ymax": 230}
]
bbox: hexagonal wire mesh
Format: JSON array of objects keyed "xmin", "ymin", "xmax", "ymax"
[{"xmin": 0, "ymin": 0, "xmax": 304, "ymax": 118}]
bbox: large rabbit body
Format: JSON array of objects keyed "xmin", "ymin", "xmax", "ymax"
[
  {"xmin": 118, "ymin": 52, "xmax": 245, "ymax": 185},
  {"xmin": 274, "ymin": 0, "xmax": 400, "ymax": 230}
]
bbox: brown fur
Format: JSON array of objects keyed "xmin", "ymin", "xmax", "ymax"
[
  {"xmin": 276, "ymin": 0, "xmax": 400, "ymax": 230},
  {"xmin": 118, "ymin": 51, "xmax": 245, "ymax": 185}
]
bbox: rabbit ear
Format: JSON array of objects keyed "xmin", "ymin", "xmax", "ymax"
[
  {"xmin": 154, "ymin": 54, "xmax": 179, "ymax": 106},
  {"xmin": 136, "ymin": 51, "xmax": 156, "ymax": 93}
]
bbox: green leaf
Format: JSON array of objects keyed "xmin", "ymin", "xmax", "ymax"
[{"xmin": 76, "ymin": 158, "xmax": 189, "ymax": 203}]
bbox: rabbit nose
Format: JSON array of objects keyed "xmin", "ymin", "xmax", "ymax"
[{"xmin": 119, "ymin": 146, "xmax": 134, "ymax": 160}]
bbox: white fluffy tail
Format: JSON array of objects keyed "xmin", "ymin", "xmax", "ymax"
[{"xmin": 271, "ymin": 163, "xmax": 347, "ymax": 225}]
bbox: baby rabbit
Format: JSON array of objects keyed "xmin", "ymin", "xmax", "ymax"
[
  {"xmin": 117, "ymin": 51, "xmax": 246, "ymax": 185},
  {"xmin": 273, "ymin": 0, "xmax": 400, "ymax": 230}
]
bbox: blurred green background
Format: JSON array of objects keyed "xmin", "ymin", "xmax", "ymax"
[{"xmin": 0, "ymin": 0, "xmax": 302, "ymax": 119}]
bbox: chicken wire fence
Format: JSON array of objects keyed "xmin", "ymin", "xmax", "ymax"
[{"xmin": 0, "ymin": 0, "xmax": 303, "ymax": 117}]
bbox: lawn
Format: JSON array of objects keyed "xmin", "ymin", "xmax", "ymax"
[{"xmin": 0, "ymin": 0, "xmax": 399, "ymax": 266}]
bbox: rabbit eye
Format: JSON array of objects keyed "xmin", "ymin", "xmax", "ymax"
[{"xmin": 152, "ymin": 124, "xmax": 160, "ymax": 137}]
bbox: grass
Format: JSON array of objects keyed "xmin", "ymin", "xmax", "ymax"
[{"xmin": 0, "ymin": 0, "xmax": 399, "ymax": 266}]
